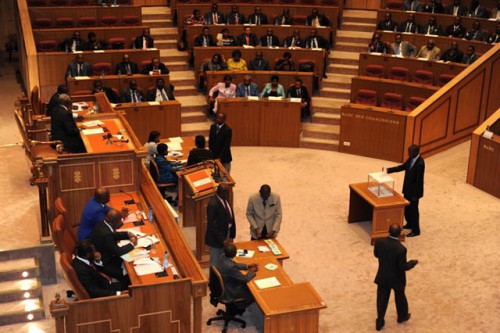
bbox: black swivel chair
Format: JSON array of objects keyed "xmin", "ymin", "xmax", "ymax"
[
  {"xmin": 148, "ymin": 159, "xmax": 178, "ymax": 206},
  {"xmin": 207, "ymin": 266, "xmax": 247, "ymax": 333}
]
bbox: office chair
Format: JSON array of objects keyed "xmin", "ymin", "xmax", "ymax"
[
  {"xmin": 207, "ymin": 266, "xmax": 247, "ymax": 333},
  {"xmin": 149, "ymin": 159, "xmax": 177, "ymax": 205}
]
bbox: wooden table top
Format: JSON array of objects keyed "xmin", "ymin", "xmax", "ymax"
[
  {"xmin": 234, "ymin": 238, "xmax": 290, "ymax": 262},
  {"xmin": 80, "ymin": 118, "xmax": 135, "ymax": 153},
  {"xmin": 349, "ymin": 182, "xmax": 409, "ymax": 208}
]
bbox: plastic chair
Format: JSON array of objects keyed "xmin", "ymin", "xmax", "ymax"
[
  {"xmin": 356, "ymin": 89, "xmax": 377, "ymax": 106},
  {"xmin": 382, "ymin": 93, "xmax": 403, "ymax": 110},
  {"xmin": 388, "ymin": 66, "xmax": 409, "ymax": 81},
  {"xmin": 365, "ymin": 64, "xmax": 384, "ymax": 78},
  {"xmin": 413, "ymin": 70, "xmax": 434, "ymax": 85},
  {"xmin": 37, "ymin": 40, "xmax": 58, "ymax": 52},
  {"xmin": 406, "ymin": 96, "xmax": 426, "ymax": 111},
  {"xmin": 92, "ymin": 62, "xmax": 113, "ymax": 76}
]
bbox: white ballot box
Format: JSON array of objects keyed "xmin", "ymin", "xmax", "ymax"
[{"xmin": 367, "ymin": 172, "xmax": 394, "ymax": 198}]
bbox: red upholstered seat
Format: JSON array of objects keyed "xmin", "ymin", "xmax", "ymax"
[
  {"xmin": 37, "ymin": 40, "xmax": 58, "ymax": 52},
  {"xmin": 100, "ymin": 16, "xmax": 119, "ymax": 27},
  {"xmin": 386, "ymin": 1, "xmax": 403, "ymax": 9},
  {"xmin": 55, "ymin": 17, "xmax": 76, "ymax": 28},
  {"xmin": 382, "ymin": 93, "xmax": 403, "ymax": 110},
  {"xmin": 365, "ymin": 64, "xmax": 384, "ymax": 78},
  {"xmin": 297, "ymin": 59, "xmax": 316, "ymax": 72},
  {"xmin": 438, "ymin": 74, "xmax": 456, "ymax": 87},
  {"xmin": 293, "ymin": 15, "xmax": 307, "ymax": 25},
  {"xmin": 33, "ymin": 18, "xmax": 52, "ymax": 28},
  {"xmin": 356, "ymin": 89, "xmax": 377, "ymax": 106},
  {"xmin": 388, "ymin": 66, "xmax": 409, "ymax": 81},
  {"xmin": 108, "ymin": 37, "xmax": 126, "ymax": 49},
  {"xmin": 406, "ymin": 96, "xmax": 426, "ymax": 111},
  {"xmin": 78, "ymin": 17, "xmax": 97, "ymax": 27},
  {"xmin": 92, "ymin": 62, "xmax": 113, "ymax": 76},
  {"xmin": 122, "ymin": 16, "xmax": 140, "ymax": 26},
  {"xmin": 413, "ymin": 70, "xmax": 434, "ymax": 85}
]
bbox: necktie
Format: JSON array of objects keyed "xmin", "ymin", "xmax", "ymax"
[
  {"xmin": 160, "ymin": 89, "xmax": 168, "ymax": 101},
  {"xmin": 396, "ymin": 44, "xmax": 401, "ymax": 55},
  {"xmin": 203, "ymin": 36, "xmax": 207, "ymax": 47},
  {"xmin": 296, "ymin": 89, "xmax": 301, "ymax": 97},
  {"xmin": 258, "ymin": 60, "xmax": 261, "ymax": 67},
  {"xmin": 216, "ymin": 125, "xmax": 221, "ymax": 134},
  {"xmin": 291, "ymin": 38, "xmax": 295, "ymax": 47},
  {"xmin": 72, "ymin": 40, "xmax": 77, "ymax": 52},
  {"xmin": 90, "ymin": 263, "xmax": 112, "ymax": 284},
  {"xmin": 282, "ymin": 16, "xmax": 285, "ymax": 25},
  {"xmin": 263, "ymin": 199, "xmax": 267, "ymax": 207},
  {"xmin": 126, "ymin": 64, "xmax": 131, "ymax": 74},
  {"xmin": 427, "ymin": 25, "xmax": 431, "ymax": 34},
  {"xmin": 131, "ymin": 91, "xmax": 136, "ymax": 102},
  {"xmin": 313, "ymin": 38, "xmax": 318, "ymax": 48},
  {"xmin": 234, "ymin": 14, "xmax": 238, "ymax": 24},
  {"xmin": 256, "ymin": 15, "xmax": 260, "ymax": 25},
  {"xmin": 406, "ymin": 23, "xmax": 411, "ymax": 33},
  {"xmin": 213, "ymin": 13, "xmax": 217, "ymax": 24},
  {"xmin": 268, "ymin": 36, "xmax": 271, "ymax": 46},
  {"xmin": 223, "ymin": 200, "xmax": 232, "ymax": 218},
  {"xmin": 245, "ymin": 86, "xmax": 249, "ymax": 96},
  {"xmin": 473, "ymin": 31, "xmax": 478, "ymax": 40},
  {"xmin": 142, "ymin": 37, "xmax": 147, "ymax": 49},
  {"xmin": 77, "ymin": 64, "xmax": 81, "ymax": 76},
  {"xmin": 386, "ymin": 21, "xmax": 390, "ymax": 28}
]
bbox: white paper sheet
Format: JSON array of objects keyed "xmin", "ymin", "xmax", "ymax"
[
  {"xmin": 193, "ymin": 178, "xmax": 212, "ymax": 187},
  {"xmin": 82, "ymin": 120, "xmax": 104, "ymax": 127},
  {"xmin": 254, "ymin": 277, "xmax": 281, "ymax": 289},
  {"xmin": 82, "ymin": 128, "xmax": 104, "ymax": 135},
  {"xmin": 236, "ymin": 250, "xmax": 255, "ymax": 258},
  {"xmin": 167, "ymin": 142, "xmax": 182, "ymax": 151},
  {"xmin": 258, "ymin": 246, "xmax": 270, "ymax": 252},
  {"xmin": 168, "ymin": 137, "xmax": 184, "ymax": 143}
]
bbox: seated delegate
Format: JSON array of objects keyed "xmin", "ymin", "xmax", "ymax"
[
  {"xmin": 154, "ymin": 143, "xmax": 182, "ymax": 185},
  {"xmin": 187, "ymin": 135, "xmax": 213, "ymax": 166},
  {"xmin": 260, "ymin": 75, "xmax": 286, "ymax": 98},
  {"xmin": 236, "ymin": 75, "xmax": 259, "ymax": 97},
  {"xmin": 208, "ymin": 74, "xmax": 236, "ymax": 113}
]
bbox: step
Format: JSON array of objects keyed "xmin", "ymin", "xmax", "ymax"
[
  {"xmin": 181, "ymin": 121, "xmax": 212, "ymax": 137},
  {"xmin": 328, "ymin": 51, "xmax": 360, "ymax": 65},
  {"xmin": 156, "ymin": 40, "xmax": 179, "ymax": 50},
  {"xmin": 299, "ymin": 136, "xmax": 339, "ymax": 151},
  {"xmin": 173, "ymin": 85, "xmax": 198, "ymax": 96},
  {"xmin": 311, "ymin": 112, "xmax": 341, "ymax": 125},
  {"xmin": 342, "ymin": 10, "xmax": 378, "ymax": 19},
  {"xmin": 336, "ymin": 30, "xmax": 372, "ymax": 44},
  {"xmin": 142, "ymin": 6, "xmax": 171, "ymax": 15},
  {"xmin": 312, "ymin": 97, "xmax": 347, "ymax": 113},
  {"xmin": 335, "ymin": 41, "xmax": 368, "ymax": 53},
  {"xmin": 327, "ymin": 63, "xmax": 359, "ymax": 75},
  {"xmin": 143, "ymin": 19, "xmax": 173, "ymax": 28},
  {"xmin": 143, "ymin": 13, "xmax": 171, "ymax": 21},
  {"xmin": 342, "ymin": 22, "xmax": 376, "ymax": 32},
  {"xmin": 302, "ymin": 123, "xmax": 339, "ymax": 140},
  {"xmin": 159, "ymin": 49, "xmax": 190, "ymax": 63},
  {"xmin": 342, "ymin": 16, "xmax": 378, "ymax": 24},
  {"xmin": 0, "ymin": 299, "xmax": 45, "ymax": 326},
  {"xmin": 169, "ymin": 70, "xmax": 197, "ymax": 86},
  {"xmin": 176, "ymin": 95, "xmax": 207, "ymax": 112},
  {"xmin": 320, "ymin": 87, "xmax": 351, "ymax": 99},
  {"xmin": 0, "ymin": 278, "xmax": 41, "ymax": 304},
  {"xmin": 321, "ymin": 73, "xmax": 354, "ymax": 89},
  {"xmin": 181, "ymin": 111, "xmax": 208, "ymax": 124},
  {"xmin": 0, "ymin": 259, "xmax": 39, "ymax": 283},
  {"xmin": 150, "ymin": 27, "xmax": 178, "ymax": 39}
]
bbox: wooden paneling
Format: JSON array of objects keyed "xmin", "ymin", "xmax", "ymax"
[
  {"xmin": 133, "ymin": 0, "xmax": 167, "ymax": 5},
  {"xmin": 418, "ymin": 99, "xmax": 449, "ymax": 146},
  {"xmin": 346, "ymin": 0, "xmax": 381, "ymax": 9},
  {"xmin": 220, "ymin": 100, "xmax": 260, "ymax": 146},
  {"xmin": 339, "ymin": 104, "xmax": 408, "ymax": 162},
  {"xmin": 33, "ymin": 26, "xmax": 147, "ymax": 45},
  {"xmin": 485, "ymin": 57, "xmax": 500, "ymax": 118},
  {"xmin": 59, "ymin": 163, "xmax": 96, "ymax": 192},
  {"xmin": 454, "ymin": 71, "xmax": 485, "ymax": 133},
  {"xmin": 98, "ymin": 159, "xmax": 135, "ymax": 188},
  {"xmin": 380, "ymin": 0, "xmax": 499, "ymax": 10}
]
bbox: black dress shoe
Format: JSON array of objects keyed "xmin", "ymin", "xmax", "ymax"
[
  {"xmin": 403, "ymin": 224, "xmax": 411, "ymax": 229},
  {"xmin": 407, "ymin": 232, "xmax": 420, "ymax": 237},
  {"xmin": 397, "ymin": 313, "xmax": 411, "ymax": 323},
  {"xmin": 376, "ymin": 318, "xmax": 385, "ymax": 331}
]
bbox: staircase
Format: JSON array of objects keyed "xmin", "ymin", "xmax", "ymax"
[
  {"xmin": 143, "ymin": 7, "xmax": 213, "ymax": 138},
  {"xmin": 300, "ymin": 10, "xmax": 376, "ymax": 151},
  {"xmin": 0, "ymin": 258, "xmax": 45, "ymax": 326}
]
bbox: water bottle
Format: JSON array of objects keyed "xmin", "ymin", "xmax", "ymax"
[
  {"xmin": 148, "ymin": 206, "xmax": 154, "ymax": 221},
  {"xmin": 163, "ymin": 251, "xmax": 169, "ymax": 271}
]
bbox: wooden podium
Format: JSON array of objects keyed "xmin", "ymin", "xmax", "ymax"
[{"xmin": 177, "ymin": 160, "xmax": 235, "ymax": 265}]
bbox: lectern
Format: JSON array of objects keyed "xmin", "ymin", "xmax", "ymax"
[{"xmin": 177, "ymin": 160, "xmax": 235, "ymax": 265}]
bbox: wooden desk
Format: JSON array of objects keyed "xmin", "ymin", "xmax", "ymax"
[
  {"xmin": 375, "ymin": 31, "xmax": 494, "ymax": 57},
  {"xmin": 185, "ymin": 24, "xmax": 333, "ymax": 50},
  {"xmin": 358, "ymin": 53, "xmax": 467, "ymax": 85},
  {"xmin": 234, "ymin": 257, "xmax": 326, "ymax": 333},
  {"xmin": 379, "ymin": 0, "xmax": 499, "ymax": 11},
  {"xmin": 219, "ymin": 98, "xmax": 302, "ymax": 147},
  {"xmin": 206, "ymin": 70, "xmax": 314, "ymax": 95},
  {"xmin": 350, "ymin": 76, "xmax": 439, "ymax": 108},
  {"xmin": 234, "ymin": 239, "xmax": 289, "ymax": 265},
  {"xmin": 114, "ymin": 100, "xmax": 182, "ymax": 141},
  {"xmin": 67, "ymin": 74, "xmax": 170, "ymax": 96},
  {"xmin": 79, "ymin": 116, "xmax": 136, "ymax": 153},
  {"xmin": 339, "ymin": 103, "xmax": 408, "ymax": 162},
  {"xmin": 33, "ymin": 26, "xmax": 147, "ymax": 46},
  {"xmin": 348, "ymin": 182, "xmax": 409, "ymax": 244},
  {"xmin": 37, "ymin": 48, "xmax": 159, "ymax": 101},
  {"xmin": 193, "ymin": 47, "xmax": 326, "ymax": 81}
]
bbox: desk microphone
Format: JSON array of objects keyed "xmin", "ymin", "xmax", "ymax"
[{"xmin": 119, "ymin": 189, "xmax": 136, "ymax": 205}]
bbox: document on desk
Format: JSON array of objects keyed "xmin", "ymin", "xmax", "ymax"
[
  {"xmin": 254, "ymin": 277, "xmax": 281, "ymax": 289},
  {"xmin": 118, "ymin": 227, "xmax": 145, "ymax": 237},
  {"xmin": 193, "ymin": 177, "xmax": 212, "ymax": 188},
  {"xmin": 168, "ymin": 137, "xmax": 184, "ymax": 143},
  {"xmin": 122, "ymin": 214, "xmax": 138, "ymax": 223},
  {"xmin": 121, "ymin": 248, "xmax": 149, "ymax": 262},
  {"xmin": 133, "ymin": 258, "xmax": 164, "ymax": 276},
  {"xmin": 237, "ymin": 250, "xmax": 255, "ymax": 258},
  {"xmin": 82, "ymin": 128, "xmax": 104, "ymax": 136},
  {"xmin": 167, "ymin": 142, "xmax": 182, "ymax": 151},
  {"xmin": 258, "ymin": 246, "xmax": 270, "ymax": 253},
  {"xmin": 118, "ymin": 235, "xmax": 160, "ymax": 248},
  {"xmin": 82, "ymin": 120, "xmax": 105, "ymax": 127}
]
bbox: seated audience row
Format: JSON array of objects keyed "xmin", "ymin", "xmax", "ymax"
[{"xmin": 401, "ymin": 0, "xmax": 497, "ymax": 19}]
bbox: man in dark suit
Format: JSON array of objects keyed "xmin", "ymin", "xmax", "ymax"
[
  {"xmin": 420, "ymin": 16, "xmax": 442, "ymax": 35},
  {"xmin": 390, "ymin": 33, "xmax": 417, "ymax": 57},
  {"xmin": 115, "ymin": 54, "xmax": 138, "ymax": 75},
  {"xmin": 468, "ymin": 0, "xmax": 488, "ymax": 18},
  {"xmin": 84, "ymin": 31, "xmax": 107, "ymax": 51},
  {"xmin": 445, "ymin": 16, "xmax": 466, "ymax": 38},
  {"xmin": 403, "ymin": 0, "xmax": 422, "ymax": 11},
  {"xmin": 226, "ymin": 5, "xmax": 245, "ymax": 25},
  {"xmin": 376, "ymin": 12, "xmax": 398, "ymax": 31},
  {"xmin": 90, "ymin": 209, "xmax": 137, "ymax": 282},
  {"xmin": 441, "ymin": 41, "xmax": 464, "ymax": 63},
  {"xmin": 187, "ymin": 135, "xmax": 213, "ymax": 166},
  {"xmin": 72, "ymin": 240, "xmax": 127, "ymax": 298},
  {"xmin": 60, "ymin": 31, "xmax": 84, "ymax": 52},
  {"xmin": 462, "ymin": 45, "xmax": 479, "ymax": 65},
  {"xmin": 66, "ymin": 54, "xmax": 92, "ymax": 78},
  {"xmin": 209, "ymin": 113, "xmax": 233, "ymax": 173},
  {"xmin": 50, "ymin": 94, "xmax": 86, "ymax": 153},
  {"xmin": 206, "ymin": 184, "xmax": 236, "ymax": 268},
  {"xmin": 374, "ymin": 224, "xmax": 418, "ymax": 331},
  {"xmin": 306, "ymin": 8, "xmax": 331, "ymax": 27},
  {"xmin": 215, "ymin": 244, "xmax": 258, "ymax": 310},
  {"xmin": 121, "ymin": 80, "xmax": 144, "ymax": 103},
  {"xmin": 398, "ymin": 14, "xmax": 419, "ymax": 33},
  {"xmin": 147, "ymin": 78, "xmax": 175, "ymax": 101},
  {"xmin": 464, "ymin": 20, "xmax": 488, "ymax": 42},
  {"xmin": 133, "ymin": 28, "xmax": 154, "ymax": 49},
  {"xmin": 259, "ymin": 28, "xmax": 280, "ymax": 47},
  {"xmin": 487, "ymin": 23, "xmax": 500, "ymax": 44},
  {"xmin": 204, "ymin": 3, "xmax": 224, "ymax": 25},
  {"xmin": 423, "ymin": 0, "xmax": 444, "ymax": 13},
  {"xmin": 236, "ymin": 75, "xmax": 259, "ymax": 97},
  {"xmin": 236, "ymin": 27, "xmax": 259, "ymax": 47},
  {"xmin": 274, "ymin": 9, "xmax": 293, "ymax": 25},
  {"xmin": 386, "ymin": 144, "xmax": 425, "ymax": 237},
  {"xmin": 287, "ymin": 78, "xmax": 311, "ymax": 120},
  {"xmin": 445, "ymin": 0, "xmax": 468, "ymax": 16},
  {"xmin": 248, "ymin": 51, "xmax": 270, "ymax": 71},
  {"xmin": 305, "ymin": 29, "xmax": 330, "ymax": 78},
  {"xmin": 92, "ymin": 80, "xmax": 119, "ymax": 103},
  {"xmin": 247, "ymin": 6, "xmax": 268, "ymax": 25},
  {"xmin": 283, "ymin": 30, "xmax": 304, "ymax": 48},
  {"xmin": 47, "ymin": 84, "xmax": 68, "ymax": 117},
  {"xmin": 141, "ymin": 57, "xmax": 169, "ymax": 75},
  {"xmin": 194, "ymin": 27, "xmax": 216, "ymax": 47}
]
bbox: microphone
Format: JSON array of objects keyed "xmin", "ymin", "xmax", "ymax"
[{"xmin": 119, "ymin": 189, "xmax": 136, "ymax": 205}]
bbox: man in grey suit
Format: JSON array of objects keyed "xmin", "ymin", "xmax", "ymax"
[
  {"xmin": 390, "ymin": 33, "xmax": 417, "ymax": 57},
  {"xmin": 66, "ymin": 54, "xmax": 92, "ymax": 78},
  {"xmin": 246, "ymin": 184, "xmax": 282, "ymax": 240}
]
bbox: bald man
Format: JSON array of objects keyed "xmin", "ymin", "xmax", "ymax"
[
  {"xmin": 246, "ymin": 185, "xmax": 282, "ymax": 240},
  {"xmin": 78, "ymin": 188, "xmax": 129, "ymax": 240},
  {"xmin": 50, "ymin": 93, "xmax": 86, "ymax": 153}
]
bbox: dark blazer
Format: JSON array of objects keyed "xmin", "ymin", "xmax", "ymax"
[
  {"xmin": 377, "ymin": 19, "xmax": 398, "ymax": 31},
  {"xmin": 236, "ymin": 83, "xmax": 259, "ymax": 97},
  {"xmin": 259, "ymin": 35, "xmax": 280, "ymax": 47},
  {"xmin": 387, "ymin": 156, "xmax": 425, "ymax": 199},
  {"xmin": 420, "ymin": 23, "xmax": 442, "ymax": 35},
  {"xmin": 226, "ymin": 12, "xmax": 245, "ymax": 25},
  {"xmin": 306, "ymin": 14, "xmax": 330, "ymax": 27},
  {"xmin": 93, "ymin": 87, "xmax": 119, "ymax": 103},
  {"xmin": 84, "ymin": 40, "xmax": 107, "ymax": 51},
  {"xmin": 287, "ymin": 85, "xmax": 311, "ymax": 103},
  {"xmin": 488, "ymin": 33, "xmax": 500, "ymax": 45},
  {"xmin": 50, "ymin": 105, "xmax": 86, "ymax": 153},
  {"xmin": 66, "ymin": 61, "xmax": 92, "ymax": 77},
  {"xmin": 248, "ymin": 58, "xmax": 270, "ymax": 70},
  {"xmin": 60, "ymin": 38, "xmax": 84, "ymax": 52},
  {"xmin": 465, "ymin": 29, "xmax": 488, "ymax": 42},
  {"xmin": 374, "ymin": 237, "xmax": 417, "ymax": 289},
  {"xmin": 186, "ymin": 148, "xmax": 213, "ymax": 166},
  {"xmin": 462, "ymin": 53, "xmax": 479, "ymax": 65},
  {"xmin": 133, "ymin": 35, "xmax": 154, "ymax": 49},
  {"xmin": 205, "ymin": 195, "xmax": 236, "ymax": 248},
  {"xmin": 441, "ymin": 49, "xmax": 464, "ymax": 63},
  {"xmin": 209, "ymin": 123, "xmax": 232, "ymax": 163},
  {"xmin": 236, "ymin": 33, "xmax": 259, "ymax": 46},
  {"xmin": 274, "ymin": 15, "xmax": 293, "ymax": 25},
  {"xmin": 398, "ymin": 21, "xmax": 420, "ymax": 33},
  {"xmin": 445, "ymin": 24, "xmax": 466, "ymax": 38},
  {"xmin": 423, "ymin": 2, "xmax": 444, "ymax": 13},
  {"xmin": 147, "ymin": 86, "xmax": 175, "ymax": 101},
  {"xmin": 204, "ymin": 11, "xmax": 224, "ymax": 25},
  {"xmin": 468, "ymin": 5, "xmax": 488, "ymax": 18},
  {"xmin": 305, "ymin": 36, "xmax": 329, "ymax": 49},
  {"xmin": 445, "ymin": 4, "xmax": 468, "ymax": 16},
  {"xmin": 283, "ymin": 36, "xmax": 304, "ymax": 48},
  {"xmin": 216, "ymin": 255, "xmax": 254, "ymax": 302},
  {"xmin": 121, "ymin": 88, "xmax": 144, "ymax": 103},
  {"xmin": 141, "ymin": 63, "xmax": 169, "ymax": 75},
  {"xmin": 194, "ymin": 34, "xmax": 216, "ymax": 47},
  {"xmin": 248, "ymin": 13, "xmax": 268, "ymax": 25},
  {"xmin": 369, "ymin": 41, "xmax": 389, "ymax": 54},
  {"xmin": 47, "ymin": 92, "xmax": 61, "ymax": 117},
  {"xmin": 72, "ymin": 258, "xmax": 121, "ymax": 298},
  {"xmin": 115, "ymin": 61, "xmax": 138, "ymax": 75}
]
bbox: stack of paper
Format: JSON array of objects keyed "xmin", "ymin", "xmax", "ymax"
[
  {"xmin": 133, "ymin": 258, "xmax": 164, "ymax": 276},
  {"xmin": 121, "ymin": 248, "xmax": 149, "ymax": 262},
  {"xmin": 118, "ymin": 235, "xmax": 160, "ymax": 248},
  {"xmin": 258, "ymin": 246, "xmax": 270, "ymax": 252},
  {"xmin": 82, "ymin": 128, "xmax": 104, "ymax": 136},
  {"xmin": 254, "ymin": 277, "xmax": 281, "ymax": 289},
  {"xmin": 236, "ymin": 250, "xmax": 255, "ymax": 258},
  {"xmin": 82, "ymin": 120, "xmax": 104, "ymax": 127}
]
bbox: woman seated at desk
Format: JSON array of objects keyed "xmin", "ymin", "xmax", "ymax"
[
  {"xmin": 200, "ymin": 53, "xmax": 228, "ymax": 90},
  {"xmin": 217, "ymin": 28, "xmax": 236, "ymax": 47},
  {"xmin": 274, "ymin": 52, "xmax": 295, "ymax": 71},
  {"xmin": 227, "ymin": 49, "xmax": 247, "ymax": 71},
  {"xmin": 260, "ymin": 75, "xmax": 286, "ymax": 98},
  {"xmin": 208, "ymin": 74, "xmax": 236, "ymax": 114},
  {"xmin": 144, "ymin": 130, "xmax": 160, "ymax": 168},
  {"xmin": 155, "ymin": 143, "xmax": 182, "ymax": 185}
]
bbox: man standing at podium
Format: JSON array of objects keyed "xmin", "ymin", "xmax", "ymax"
[
  {"xmin": 385, "ymin": 145, "xmax": 425, "ymax": 237},
  {"xmin": 209, "ymin": 113, "xmax": 233, "ymax": 173},
  {"xmin": 246, "ymin": 185, "xmax": 282, "ymax": 240}
]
